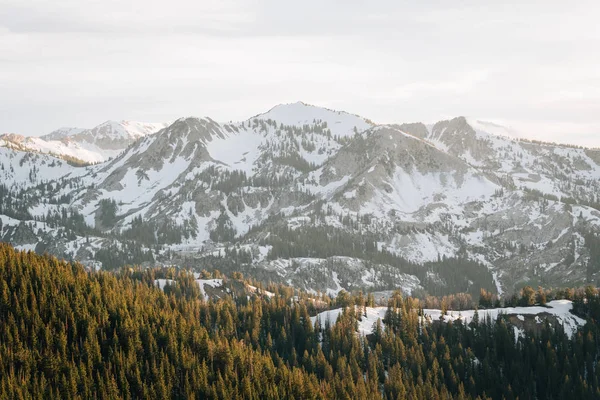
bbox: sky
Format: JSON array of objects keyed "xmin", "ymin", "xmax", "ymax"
[{"xmin": 1, "ymin": 0, "xmax": 599, "ymax": 147}]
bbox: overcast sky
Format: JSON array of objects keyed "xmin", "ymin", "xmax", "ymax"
[{"xmin": 1, "ymin": 0, "xmax": 599, "ymax": 146}]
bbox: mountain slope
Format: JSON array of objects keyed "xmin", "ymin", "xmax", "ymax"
[
  {"xmin": 1, "ymin": 104, "xmax": 600, "ymax": 296},
  {"xmin": 1, "ymin": 120, "xmax": 168, "ymax": 163},
  {"xmin": 0, "ymin": 146, "xmax": 86, "ymax": 190}
]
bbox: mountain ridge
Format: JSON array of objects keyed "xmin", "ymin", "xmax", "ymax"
[
  {"xmin": 1, "ymin": 102, "xmax": 600, "ymax": 297},
  {"xmin": 1, "ymin": 120, "xmax": 169, "ymax": 163}
]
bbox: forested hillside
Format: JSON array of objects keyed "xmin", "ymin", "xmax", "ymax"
[{"xmin": 1, "ymin": 244, "xmax": 600, "ymax": 399}]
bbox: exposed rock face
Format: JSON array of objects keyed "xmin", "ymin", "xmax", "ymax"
[
  {"xmin": 2, "ymin": 222, "xmax": 38, "ymax": 246},
  {"xmin": 1, "ymin": 103, "xmax": 600, "ymax": 296}
]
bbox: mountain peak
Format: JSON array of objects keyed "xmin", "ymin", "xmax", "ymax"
[
  {"xmin": 253, "ymin": 101, "xmax": 374, "ymax": 137},
  {"xmin": 0, "ymin": 133, "xmax": 27, "ymax": 143},
  {"xmin": 86, "ymin": 120, "xmax": 168, "ymax": 141},
  {"xmin": 7, "ymin": 120, "xmax": 169, "ymax": 164},
  {"xmin": 173, "ymin": 116, "xmax": 215, "ymax": 124},
  {"xmin": 428, "ymin": 116, "xmax": 519, "ymax": 145},
  {"xmin": 465, "ymin": 117, "xmax": 518, "ymax": 138},
  {"xmin": 42, "ymin": 127, "xmax": 86, "ymax": 141}
]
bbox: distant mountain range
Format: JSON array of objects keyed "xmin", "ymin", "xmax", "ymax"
[
  {"xmin": 1, "ymin": 120, "xmax": 168, "ymax": 163},
  {"xmin": 1, "ymin": 102, "xmax": 600, "ymax": 296}
]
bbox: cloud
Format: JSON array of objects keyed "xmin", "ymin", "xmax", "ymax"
[
  {"xmin": 0, "ymin": 0, "xmax": 255, "ymax": 34},
  {"xmin": 0, "ymin": 0, "xmax": 599, "ymax": 147}
]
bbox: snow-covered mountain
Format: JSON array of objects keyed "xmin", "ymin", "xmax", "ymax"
[
  {"xmin": 2, "ymin": 102, "xmax": 600, "ymax": 297},
  {"xmin": 254, "ymin": 101, "xmax": 374, "ymax": 137},
  {"xmin": 41, "ymin": 127, "xmax": 86, "ymax": 141},
  {"xmin": 1, "ymin": 120, "xmax": 168, "ymax": 163}
]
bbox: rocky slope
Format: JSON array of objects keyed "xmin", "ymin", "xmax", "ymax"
[{"xmin": 1, "ymin": 102, "xmax": 600, "ymax": 296}]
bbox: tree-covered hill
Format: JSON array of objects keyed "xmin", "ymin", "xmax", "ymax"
[{"xmin": 1, "ymin": 243, "xmax": 600, "ymax": 399}]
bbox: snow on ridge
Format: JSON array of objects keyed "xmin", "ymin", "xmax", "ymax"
[
  {"xmin": 2, "ymin": 135, "xmax": 120, "ymax": 164},
  {"xmin": 75, "ymin": 120, "xmax": 168, "ymax": 143},
  {"xmin": 154, "ymin": 277, "xmax": 224, "ymax": 300},
  {"xmin": 365, "ymin": 167, "xmax": 498, "ymax": 218},
  {"xmin": 465, "ymin": 117, "xmax": 518, "ymax": 140},
  {"xmin": 326, "ymin": 271, "xmax": 344, "ymax": 297},
  {"xmin": 116, "ymin": 121, "xmax": 169, "ymax": 139},
  {"xmin": 424, "ymin": 299, "xmax": 585, "ymax": 339},
  {"xmin": 247, "ymin": 284, "xmax": 275, "ymax": 298},
  {"xmin": 253, "ymin": 101, "xmax": 374, "ymax": 137},
  {"xmin": 42, "ymin": 127, "xmax": 86, "ymax": 140},
  {"xmin": 0, "ymin": 146, "xmax": 87, "ymax": 189},
  {"xmin": 154, "ymin": 279, "xmax": 176, "ymax": 290},
  {"xmin": 44, "ymin": 120, "xmax": 167, "ymax": 142},
  {"xmin": 205, "ymin": 127, "xmax": 263, "ymax": 174},
  {"xmin": 311, "ymin": 300, "xmax": 585, "ymax": 339},
  {"xmin": 196, "ymin": 278, "xmax": 223, "ymax": 300},
  {"xmin": 18, "ymin": 120, "xmax": 170, "ymax": 163}
]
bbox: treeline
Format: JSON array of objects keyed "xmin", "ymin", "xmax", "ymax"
[
  {"xmin": 0, "ymin": 183, "xmax": 32, "ymax": 221},
  {"xmin": 262, "ymin": 224, "xmax": 495, "ymax": 297},
  {"xmin": 121, "ymin": 214, "xmax": 198, "ymax": 247},
  {"xmin": 94, "ymin": 240, "xmax": 155, "ymax": 270},
  {"xmin": 585, "ymin": 233, "xmax": 600, "ymax": 281},
  {"xmin": 0, "ymin": 177, "xmax": 101, "ymax": 243},
  {"xmin": 516, "ymin": 136, "xmax": 590, "ymax": 150},
  {"xmin": 425, "ymin": 256, "xmax": 496, "ymax": 298},
  {"xmin": 1, "ymin": 244, "xmax": 600, "ymax": 399},
  {"xmin": 191, "ymin": 165, "xmax": 306, "ymax": 194},
  {"xmin": 523, "ymin": 186, "xmax": 600, "ymax": 212}
]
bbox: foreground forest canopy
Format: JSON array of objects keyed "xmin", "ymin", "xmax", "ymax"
[{"xmin": 1, "ymin": 244, "xmax": 600, "ymax": 399}]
